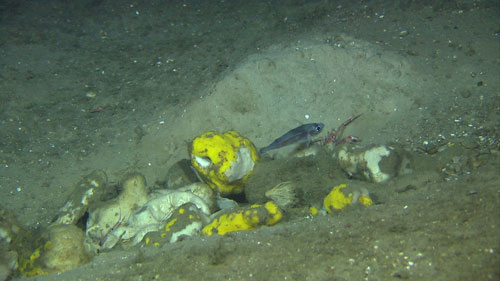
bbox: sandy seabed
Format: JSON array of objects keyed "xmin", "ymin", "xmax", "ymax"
[{"xmin": 0, "ymin": 0, "xmax": 498, "ymax": 280}]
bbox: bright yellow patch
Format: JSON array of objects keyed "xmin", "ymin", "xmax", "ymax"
[
  {"xmin": 202, "ymin": 201, "xmax": 283, "ymax": 236},
  {"xmin": 19, "ymin": 241, "xmax": 53, "ymax": 276},
  {"xmin": 202, "ymin": 213, "xmax": 256, "ymax": 236},
  {"xmin": 323, "ymin": 184, "xmax": 353, "ymax": 213},
  {"xmin": 309, "ymin": 206, "xmax": 319, "ymax": 216},
  {"xmin": 164, "ymin": 218, "xmax": 177, "ymax": 232},
  {"xmin": 263, "ymin": 201, "xmax": 283, "ymax": 225},
  {"xmin": 359, "ymin": 196, "xmax": 373, "ymax": 207},
  {"xmin": 190, "ymin": 131, "xmax": 258, "ymax": 195}
]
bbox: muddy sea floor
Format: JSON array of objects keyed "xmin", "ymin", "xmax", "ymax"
[{"xmin": 0, "ymin": 0, "xmax": 499, "ymax": 280}]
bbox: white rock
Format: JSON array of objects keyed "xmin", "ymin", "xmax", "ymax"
[
  {"xmin": 224, "ymin": 147, "xmax": 255, "ymax": 182},
  {"xmin": 337, "ymin": 145, "xmax": 395, "ymax": 183},
  {"xmin": 85, "ymin": 181, "xmax": 215, "ymax": 250}
]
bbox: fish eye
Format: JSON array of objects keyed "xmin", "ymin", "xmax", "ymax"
[{"xmin": 315, "ymin": 125, "xmax": 322, "ymax": 131}]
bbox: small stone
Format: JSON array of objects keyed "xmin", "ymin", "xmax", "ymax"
[
  {"xmin": 85, "ymin": 91, "xmax": 97, "ymax": 98},
  {"xmin": 399, "ymin": 29, "xmax": 409, "ymax": 37},
  {"xmin": 166, "ymin": 159, "xmax": 199, "ymax": 189},
  {"xmin": 460, "ymin": 89, "xmax": 471, "ymax": 98}
]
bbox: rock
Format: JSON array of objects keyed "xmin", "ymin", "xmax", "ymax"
[
  {"xmin": 53, "ymin": 170, "xmax": 108, "ymax": 225},
  {"xmin": 42, "ymin": 224, "xmax": 88, "ymax": 273},
  {"xmin": 141, "ymin": 203, "xmax": 206, "ymax": 247},
  {"xmin": 85, "ymin": 179, "xmax": 215, "ymax": 251},
  {"xmin": 336, "ymin": 145, "xmax": 412, "ymax": 183},
  {"xmin": 166, "ymin": 159, "xmax": 199, "ymax": 189},
  {"xmin": 85, "ymin": 173, "xmax": 150, "ymax": 252}
]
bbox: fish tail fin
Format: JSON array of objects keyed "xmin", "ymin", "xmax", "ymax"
[{"xmin": 259, "ymin": 146, "xmax": 269, "ymax": 155}]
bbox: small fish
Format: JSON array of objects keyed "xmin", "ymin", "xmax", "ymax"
[{"xmin": 260, "ymin": 123, "xmax": 324, "ymax": 154}]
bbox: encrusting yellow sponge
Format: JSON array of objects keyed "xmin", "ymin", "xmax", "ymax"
[
  {"xmin": 202, "ymin": 201, "xmax": 283, "ymax": 236},
  {"xmin": 323, "ymin": 184, "xmax": 353, "ymax": 213},
  {"xmin": 359, "ymin": 195, "xmax": 373, "ymax": 207},
  {"xmin": 323, "ymin": 184, "xmax": 373, "ymax": 213},
  {"xmin": 190, "ymin": 131, "xmax": 259, "ymax": 196}
]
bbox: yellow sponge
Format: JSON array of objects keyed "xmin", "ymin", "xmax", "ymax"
[
  {"xmin": 323, "ymin": 184, "xmax": 353, "ymax": 213},
  {"xmin": 202, "ymin": 201, "xmax": 283, "ymax": 236},
  {"xmin": 323, "ymin": 184, "xmax": 373, "ymax": 213},
  {"xmin": 190, "ymin": 131, "xmax": 259, "ymax": 196}
]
